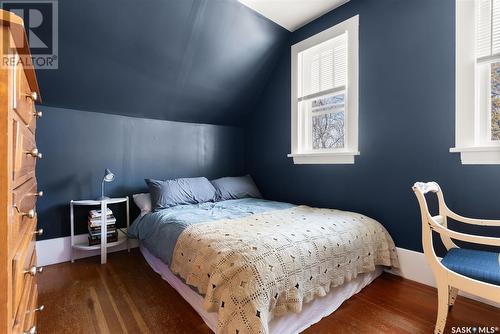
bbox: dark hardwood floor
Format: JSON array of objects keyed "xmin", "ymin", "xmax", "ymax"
[{"xmin": 38, "ymin": 249, "xmax": 499, "ymax": 334}]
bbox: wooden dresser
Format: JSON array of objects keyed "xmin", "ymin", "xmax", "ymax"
[{"xmin": 0, "ymin": 10, "xmax": 43, "ymax": 334}]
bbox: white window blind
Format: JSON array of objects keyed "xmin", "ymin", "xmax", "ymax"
[
  {"xmin": 476, "ymin": 0, "xmax": 500, "ymax": 61},
  {"xmin": 299, "ymin": 33, "xmax": 347, "ymax": 100}
]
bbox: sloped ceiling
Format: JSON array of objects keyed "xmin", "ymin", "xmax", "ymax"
[{"xmin": 35, "ymin": 0, "xmax": 288, "ymax": 125}]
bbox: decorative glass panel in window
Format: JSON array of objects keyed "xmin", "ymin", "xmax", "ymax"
[{"xmin": 311, "ymin": 93, "xmax": 345, "ymax": 149}]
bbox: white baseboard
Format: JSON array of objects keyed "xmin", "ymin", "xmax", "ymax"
[
  {"xmin": 36, "ymin": 233, "xmax": 139, "ymax": 266},
  {"xmin": 35, "ymin": 240, "xmax": 498, "ymax": 309},
  {"xmin": 385, "ymin": 247, "xmax": 437, "ymax": 286},
  {"xmin": 386, "ymin": 247, "xmax": 499, "ymax": 308}
]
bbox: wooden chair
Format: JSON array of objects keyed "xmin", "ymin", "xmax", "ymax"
[{"xmin": 412, "ymin": 182, "xmax": 500, "ymax": 334}]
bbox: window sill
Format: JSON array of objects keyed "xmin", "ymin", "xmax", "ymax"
[
  {"xmin": 450, "ymin": 146, "xmax": 500, "ymax": 164},
  {"xmin": 287, "ymin": 151, "xmax": 360, "ymax": 165}
]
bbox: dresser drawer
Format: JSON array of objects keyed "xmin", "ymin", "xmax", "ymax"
[
  {"xmin": 14, "ymin": 66, "xmax": 39, "ymax": 134},
  {"xmin": 12, "ymin": 116, "xmax": 38, "ymax": 188},
  {"xmin": 11, "ymin": 222, "xmax": 37, "ymax": 321},
  {"xmin": 11, "ymin": 178, "xmax": 38, "ymax": 252},
  {"xmin": 21, "ymin": 283, "xmax": 38, "ymax": 334},
  {"xmin": 11, "ymin": 275, "xmax": 34, "ymax": 334}
]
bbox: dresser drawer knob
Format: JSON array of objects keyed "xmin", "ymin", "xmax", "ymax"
[
  {"xmin": 26, "ymin": 91, "xmax": 38, "ymax": 102},
  {"xmin": 23, "ymin": 326, "xmax": 36, "ymax": 334},
  {"xmin": 34, "ymin": 228, "xmax": 43, "ymax": 236},
  {"xmin": 33, "ymin": 110, "xmax": 42, "ymax": 118},
  {"xmin": 24, "ymin": 266, "xmax": 43, "ymax": 276},
  {"xmin": 26, "ymin": 304, "xmax": 44, "ymax": 315},
  {"xmin": 19, "ymin": 209, "xmax": 36, "ymax": 219},
  {"xmin": 26, "ymin": 148, "xmax": 42, "ymax": 159}
]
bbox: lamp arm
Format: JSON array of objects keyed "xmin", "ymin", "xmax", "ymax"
[{"xmin": 101, "ymin": 178, "xmax": 105, "ymax": 199}]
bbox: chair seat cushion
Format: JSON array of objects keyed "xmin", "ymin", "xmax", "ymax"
[{"xmin": 441, "ymin": 248, "xmax": 500, "ymax": 286}]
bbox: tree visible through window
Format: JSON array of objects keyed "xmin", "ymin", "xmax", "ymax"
[
  {"xmin": 312, "ymin": 93, "xmax": 345, "ymax": 149},
  {"xmin": 491, "ymin": 62, "xmax": 500, "ymax": 140}
]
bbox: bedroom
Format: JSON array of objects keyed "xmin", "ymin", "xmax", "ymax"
[{"xmin": 0, "ymin": 0, "xmax": 499, "ymax": 333}]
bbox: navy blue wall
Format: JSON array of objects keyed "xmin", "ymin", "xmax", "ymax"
[
  {"xmin": 36, "ymin": 106, "xmax": 245, "ymax": 240},
  {"xmin": 35, "ymin": 0, "xmax": 287, "ymax": 125},
  {"xmin": 246, "ymin": 0, "xmax": 500, "ymax": 252}
]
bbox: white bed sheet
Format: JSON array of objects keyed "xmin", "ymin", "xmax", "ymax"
[{"xmin": 140, "ymin": 245, "xmax": 382, "ymax": 334}]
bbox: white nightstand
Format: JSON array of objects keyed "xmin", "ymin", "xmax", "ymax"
[{"xmin": 70, "ymin": 197, "xmax": 130, "ymax": 264}]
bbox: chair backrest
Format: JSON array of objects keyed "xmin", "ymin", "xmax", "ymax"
[
  {"xmin": 412, "ymin": 182, "xmax": 445, "ymax": 211},
  {"xmin": 412, "ymin": 182, "xmax": 457, "ymax": 267}
]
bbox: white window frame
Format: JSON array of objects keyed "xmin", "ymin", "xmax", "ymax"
[
  {"xmin": 288, "ymin": 15, "xmax": 359, "ymax": 165},
  {"xmin": 452, "ymin": 0, "xmax": 500, "ymax": 164}
]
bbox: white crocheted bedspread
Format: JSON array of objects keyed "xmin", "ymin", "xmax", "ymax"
[{"xmin": 171, "ymin": 206, "xmax": 399, "ymax": 334}]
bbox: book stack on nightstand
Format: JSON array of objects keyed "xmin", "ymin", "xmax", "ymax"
[
  {"xmin": 71, "ymin": 198, "xmax": 129, "ymax": 264},
  {"xmin": 88, "ymin": 208, "xmax": 118, "ymax": 246}
]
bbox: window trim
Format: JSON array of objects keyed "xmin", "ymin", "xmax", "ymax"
[
  {"xmin": 289, "ymin": 15, "xmax": 359, "ymax": 165},
  {"xmin": 452, "ymin": 0, "xmax": 500, "ymax": 164}
]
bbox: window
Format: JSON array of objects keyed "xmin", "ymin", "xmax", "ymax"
[
  {"xmin": 453, "ymin": 0, "xmax": 500, "ymax": 164},
  {"xmin": 289, "ymin": 15, "xmax": 359, "ymax": 164}
]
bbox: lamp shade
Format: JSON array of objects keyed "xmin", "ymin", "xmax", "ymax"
[
  {"xmin": 103, "ymin": 169, "xmax": 115, "ymax": 182},
  {"xmin": 98, "ymin": 169, "xmax": 115, "ymax": 200}
]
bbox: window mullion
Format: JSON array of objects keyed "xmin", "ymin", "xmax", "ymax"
[{"xmin": 298, "ymin": 85, "xmax": 346, "ymax": 102}]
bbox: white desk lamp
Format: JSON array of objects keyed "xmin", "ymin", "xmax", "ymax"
[{"xmin": 98, "ymin": 168, "xmax": 115, "ymax": 200}]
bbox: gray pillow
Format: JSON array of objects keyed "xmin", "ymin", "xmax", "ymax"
[
  {"xmin": 211, "ymin": 175, "xmax": 262, "ymax": 201},
  {"xmin": 145, "ymin": 177, "xmax": 217, "ymax": 211}
]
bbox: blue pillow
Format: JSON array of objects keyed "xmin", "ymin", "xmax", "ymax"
[
  {"xmin": 211, "ymin": 175, "xmax": 262, "ymax": 201},
  {"xmin": 145, "ymin": 177, "xmax": 217, "ymax": 211}
]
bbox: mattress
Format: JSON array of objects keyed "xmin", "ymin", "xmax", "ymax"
[{"xmin": 141, "ymin": 245, "xmax": 383, "ymax": 334}]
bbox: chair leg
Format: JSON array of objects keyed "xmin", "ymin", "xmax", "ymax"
[
  {"xmin": 448, "ymin": 286, "xmax": 458, "ymax": 309},
  {"xmin": 434, "ymin": 281, "xmax": 449, "ymax": 334}
]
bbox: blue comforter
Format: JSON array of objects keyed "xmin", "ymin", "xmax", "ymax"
[{"xmin": 128, "ymin": 198, "xmax": 295, "ymax": 266}]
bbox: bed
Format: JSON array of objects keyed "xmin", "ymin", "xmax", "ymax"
[{"xmin": 128, "ymin": 197, "xmax": 399, "ymax": 334}]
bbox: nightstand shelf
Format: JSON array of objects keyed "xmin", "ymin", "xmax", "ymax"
[
  {"xmin": 72, "ymin": 229, "xmax": 128, "ymax": 251},
  {"xmin": 70, "ymin": 197, "xmax": 130, "ymax": 264}
]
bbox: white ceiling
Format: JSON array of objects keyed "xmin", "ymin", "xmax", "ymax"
[{"xmin": 238, "ymin": 0, "xmax": 350, "ymax": 32}]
